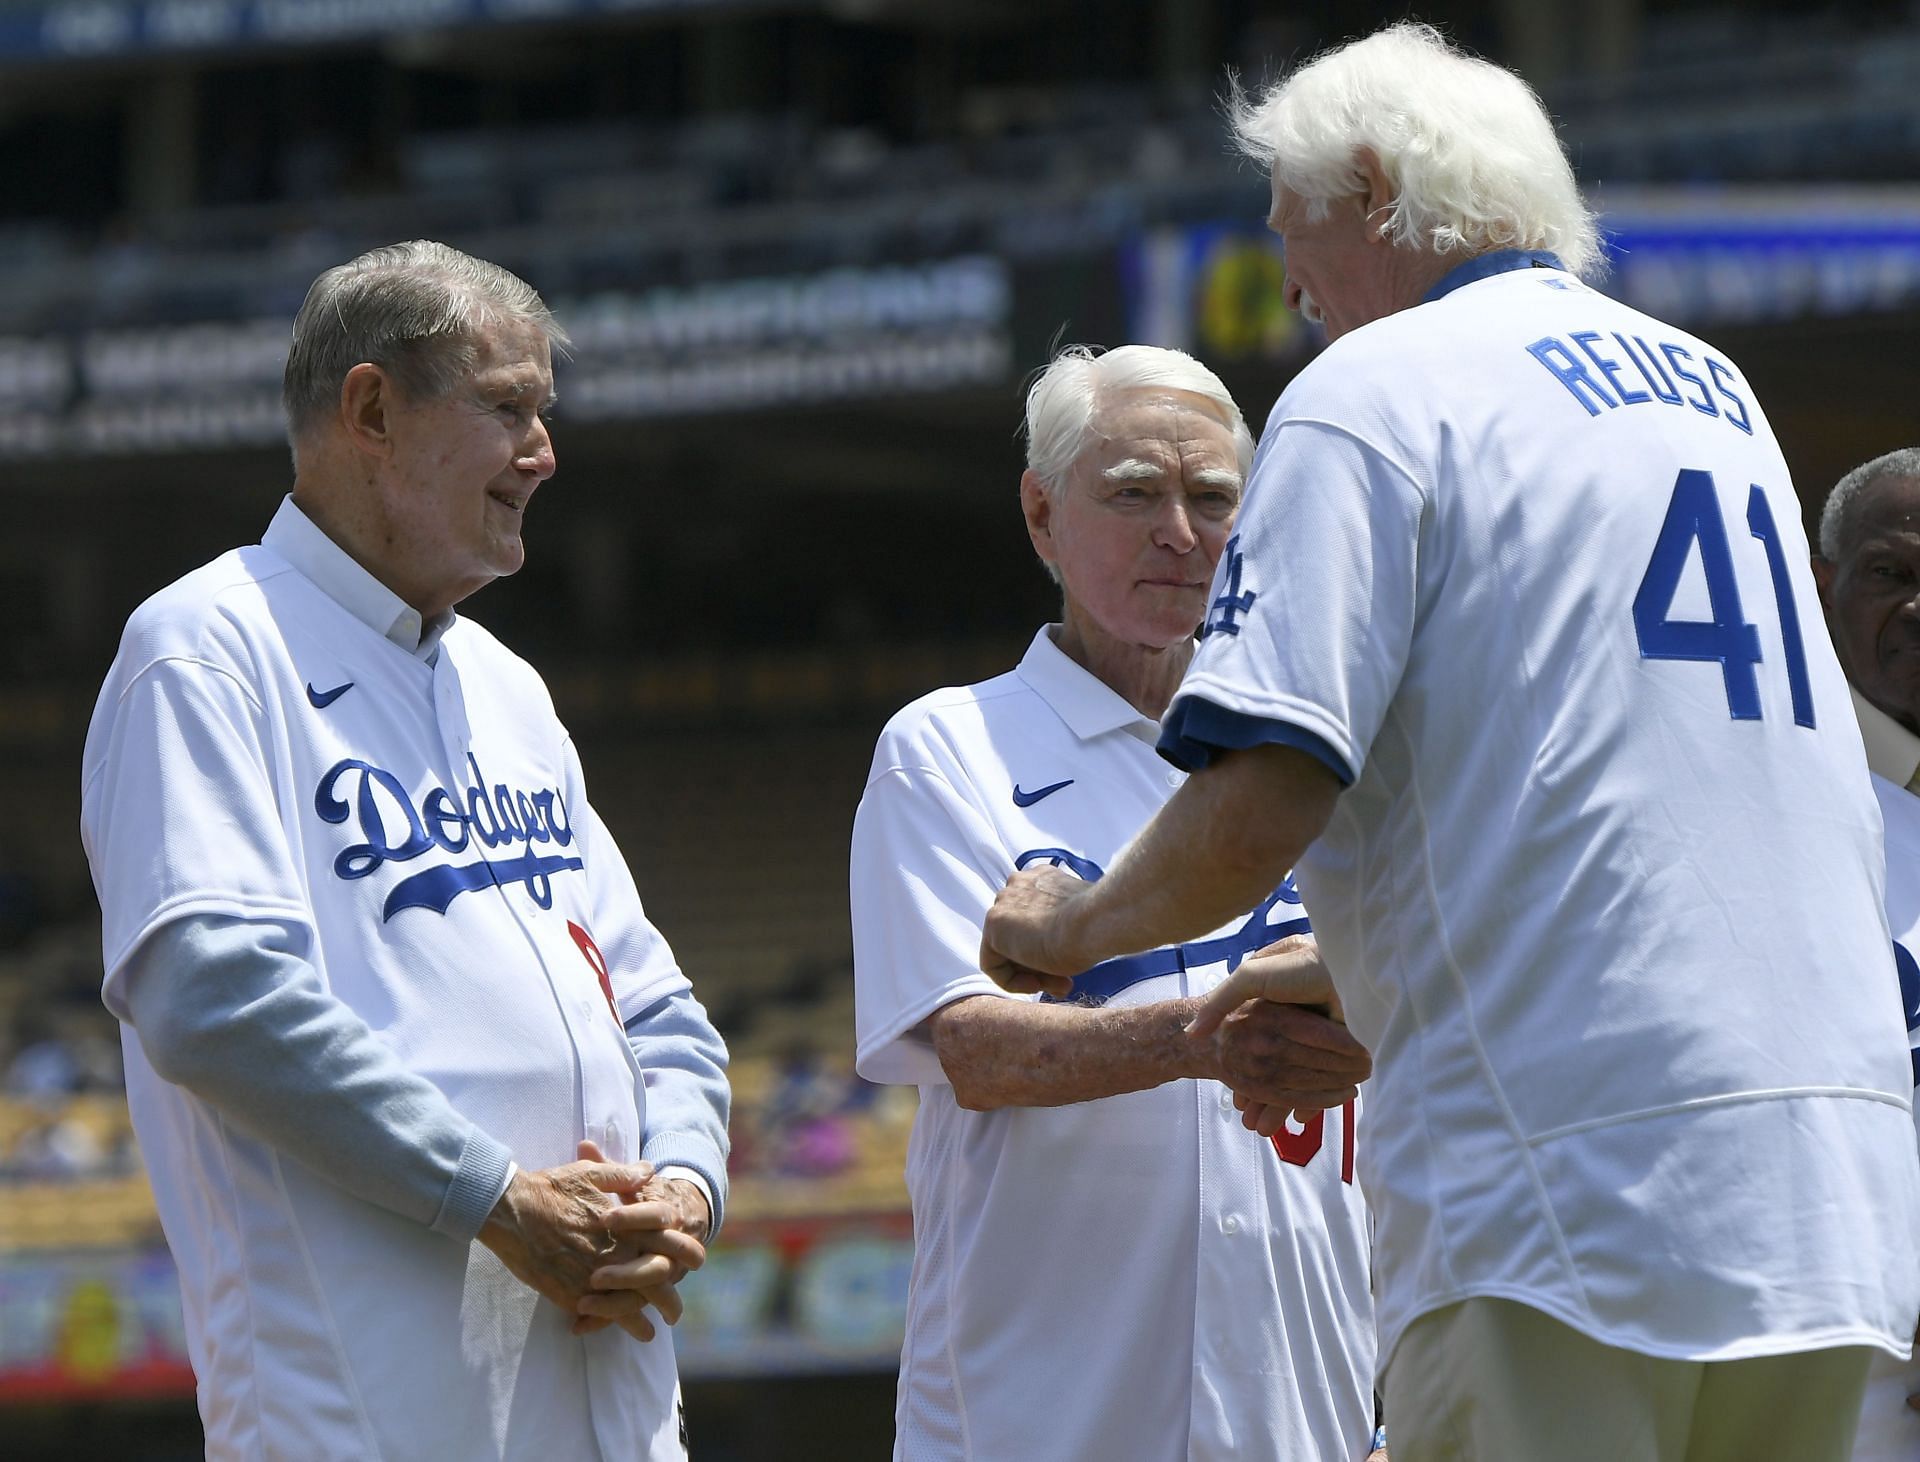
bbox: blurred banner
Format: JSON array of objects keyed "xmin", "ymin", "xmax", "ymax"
[
  {"xmin": 1602, "ymin": 191, "xmax": 1920, "ymax": 327},
  {"xmin": 0, "ymin": 1214, "xmax": 911, "ymax": 1402},
  {"xmin": 12, "ymin": 191, "xmax": 1920, "ymax": 464},
  {"xmin": 674, "ymin": 1212, "xmax": 912, "ymax": 1378},
  {"xmin": 0, "ymin": 1250, "xmax": 192, "ymax": 1402},
  {"xmin": 0, "ymin": 255, "xmax": 1014, "ymax": 460},
  {"xmin": 1124, "ymin": 223, "xmax": 1319, "ymax": 366},
  {"xmin": 0, "ymin": 0, "xmax": 749, "ymax": 63},
  {"xmin": 1126, "ymin": 190, "xmax": 1920, "ymax": 360}
]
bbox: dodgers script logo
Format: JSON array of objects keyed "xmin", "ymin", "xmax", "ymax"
[
  {"xmin": 1015, "ymin": 846, "xmax": 1309, "ymax": 1004},
  {"xmin": 315, "ymin": 752, "xmax": 584, "ymax": 921}
]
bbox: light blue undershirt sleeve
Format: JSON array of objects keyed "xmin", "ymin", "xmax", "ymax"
[
  {"xmin": 121, "ymin": 913, "xmax": 515, "ymax": 1242},
  {"xmin": 624, "ymin": 989, "xmax": 731, "ymax": 1239}
]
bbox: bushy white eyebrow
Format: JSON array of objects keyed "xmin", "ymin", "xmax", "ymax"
[{"xmin": 1100, "ymin": 459, "xmax": 1243, "ymax": 491}]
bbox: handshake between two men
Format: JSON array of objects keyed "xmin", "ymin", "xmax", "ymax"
[{"xmin": 980, "ymin": 861, "xmax": 1368, "ymax": 1134}]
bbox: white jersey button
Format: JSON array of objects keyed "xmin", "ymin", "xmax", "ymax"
[{"xmin": 1221, "ymin": 1215, "xmax": 1240, "ymax": 1235}]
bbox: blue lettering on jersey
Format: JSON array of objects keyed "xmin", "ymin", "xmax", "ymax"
[
  {"xmin": 1525, "ymin": 337, "xmax": 1615, "ymax": 416},
  {"xmin": 1572, "ymin": 330, "xmax": 1651, "ymax": 405},
  {"xmin": 1525, "ymin": 332, "xmax": 1754, "ymax": 435},
  {"xmin": 1660, "ymin": 344, "xmax": 1718, "ymax": 417},
  {"xmin": 314, "ymin": 754, "xmax": 583, "ymax": 921},
  {"xmin": 1895, "ymin": 940, "xmax": 1920, "ymax": 1087},
  {"xmin": 1202, "ymin": 534, "xmax": 1257, "ymax": 638},
  {"xmin": 1704, "ymin": 358, "xmax": 1753, "ymax": 435},
  {"xmin": 1015, "ymin": 846, "xmax": 1309, "ymax": 1005},
  {"xmin": 1617, "ymin": 334, "xmax": 1683, "ymax": 405}
]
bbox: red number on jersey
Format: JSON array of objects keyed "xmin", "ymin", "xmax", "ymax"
[
  {"xmin": 1271, "ymin": 1098, "xmax": 1356, "ymax": 1184},
  {"xmin": 567, "ymin": 919, "xmax": 623, "ymax": 1027}
]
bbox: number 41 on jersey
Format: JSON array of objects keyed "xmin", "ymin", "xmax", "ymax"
[{"xmin": 1633, "ymin": 469, "xmax": 1815, "ymax": 728}]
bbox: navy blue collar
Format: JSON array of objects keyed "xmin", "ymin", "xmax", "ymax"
[{"xmin": 1423, "ymin": 248, "xmax": 1566, "ymax": 303}]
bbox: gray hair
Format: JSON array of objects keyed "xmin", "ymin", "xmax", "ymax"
[
  {"xmin": 1227, "ymin": 21, "xmax": 1604, "ymax": 281},
  {"xmin": 1820, "ymin": 447, "xmax": 1920, "ymax": 559},
  {"xmin": 283, "ymin": 240, "xmax": 568, "ymax": 447},
  {"xmin": 1022, "ymin": 343, "xmax": 1254, "ymax": 586}
]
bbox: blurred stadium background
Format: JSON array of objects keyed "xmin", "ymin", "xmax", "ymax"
[{"xmin": 3, "ymin": 0, "xmax": 1920, "ymax": 1454}]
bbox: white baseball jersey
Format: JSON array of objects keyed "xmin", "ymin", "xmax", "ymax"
[
  {"xmin": 1166, "ymin": 255, "xmax": 1920, "ymax": 1370},
  {"xmin": 852, "ymin": 628, "xmax": 1375, "ymax": 1462},
  {"xmin": 1855, "ymin": 772, "xmax": 1920, "ymax": 1462},
  {"xmin": 81, "ymin": 515, "xmax": 688, "ymax": 1460}
]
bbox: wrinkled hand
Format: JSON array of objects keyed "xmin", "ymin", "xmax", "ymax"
[
  {"xmin": 572, "ymin": 1140, "xmax": 708, "ymax": 1343},
  {"xmin": 1202, "ymin": 996, "xmax": 1371, "ymax": 1132},
  {"xmin": 1188, "ymin": 936, "xmax": 1365, "ymax": 1136},
  {"xmin": 980, "ymin": 865, "xmax": 1094, "ymax": 999},
  {"xmin": 477, "ymin": 1150, "xmax": 653, "ymax": 1331}
]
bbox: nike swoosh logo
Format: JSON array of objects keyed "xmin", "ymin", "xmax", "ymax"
[
  {"xmin": 306, "ymin": 681, "xmax": 355, "ymax": 709},
  {"xmin": 1012, "ymin": 779, "xmax": 1075, "ymax": 807}
]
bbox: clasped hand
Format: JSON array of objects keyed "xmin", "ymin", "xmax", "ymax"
[
  {"xmin": 478, "ymin": 1139, "xmax": 707, "ymax": 1345},
  {"xmin": 1187, "ymin": 935, "xmax": 1369, "ymax": 1135}
]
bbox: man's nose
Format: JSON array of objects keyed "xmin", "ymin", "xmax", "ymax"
[
  {"xmin": 1283, "ymin": 278, "xmax": 1304, "ymax": 314},
  {"xmin": 1155, "ymin": 497, "xmax": 1197, "ymax": 551},
  {"xmin": 519, "ymin": 417, "xmax": 556, "ymax": 480}
]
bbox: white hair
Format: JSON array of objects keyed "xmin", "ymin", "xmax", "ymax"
[
  {"xmin": 1228, "ymin": 21, "xmax": 1604, "ymax": 281},
  {"xmin": 1820, "ymin": 447, "xmax": 1920, "ymax": 559},
  {"xmin": 283, "ymin": 239, "xmax": 568, "ymax": 451},
  {"xmin": 1021, "ymin": 343, "xmax": 1254, "ymax": 587},
  {"xmin": 1024, "ymin": 343, "xmax": 1254, "ymax": 492}
]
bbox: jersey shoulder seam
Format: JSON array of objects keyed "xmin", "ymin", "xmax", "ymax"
[{"xmin": 1264, "ymin": 415, "xmax": 1429, "ymax": 500}]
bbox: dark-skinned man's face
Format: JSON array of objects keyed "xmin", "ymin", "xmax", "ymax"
[{"xmin": 1815, "ymin": 472, "xmax": 1920, "ymax": 734}]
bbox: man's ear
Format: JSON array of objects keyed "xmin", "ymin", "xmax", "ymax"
[
  {"xmin": 1810, "ymin": 554, "xmax": 1839, "ymax": 616},
  {"xmin": 1354, "ymin": 146, "xmax": 1396, "ymax": 241},
  {"xmin": 1020, "ymin": 468, "xmax": 1058, "ymax": 568},
  {"xmin": 338, "ymin": 363, "xmax": 397, "ymax": 460}
]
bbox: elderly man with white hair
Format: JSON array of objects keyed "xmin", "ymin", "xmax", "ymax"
[
  {"xmin": 851, "ymin": 343, "xmax": 1379, "ymax": 1460},
  {"xmin": 980, "ymin": 24, "xmax": 1920, "ymax": 1462},
  {"xmin": 1811, "ymin": 448, "xmax": 1920, "ymax": 1462}
]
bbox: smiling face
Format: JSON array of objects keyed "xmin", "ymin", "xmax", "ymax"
[
  {"xmin": 1816, "ymin": 472, "xmax": 1920, "ymax": 733},
  {"xmin": 368, "ymin": 316, "xmax": 558, "ymax": 617},
  {"xmin": 1027, "ymin": 389, "xmax": 1244, "ymax": 651},
  {"xmin": 1265, "ymin": 152, "xmax": 1462, "ymax": 342},
  {"xmin": 1268, "ymin": 176, "xmax": 1410, "ymax": 342}
]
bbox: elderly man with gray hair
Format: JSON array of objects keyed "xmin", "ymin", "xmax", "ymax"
[
  {"xmin": 1812, "ymin": 448, "xmax": 1920, "ymax": 1462},
  {"xmin": 981, "ymin": 22, "xmax": 1920, "ymax": 1462},
  {"xmin": 81, "ymin": 240, "xmax": 727, "ymax": 1461},
  {"xmin": 851, "ymin": 343, "xmax": 1379, "ymax": 1461}
]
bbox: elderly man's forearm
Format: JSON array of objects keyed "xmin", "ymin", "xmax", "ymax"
[
  {"xmin": 1070, "ymin": 744, "xmax": 1339, "ymax": 964},
  {"xmin": 929, "ymin": 995, "xmax": 1215, "ymax": 1109}
]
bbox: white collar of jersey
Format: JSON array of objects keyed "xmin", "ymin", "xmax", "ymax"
[
  {"xmin": 261, "ymin": 496, "xmax": 452, "ymax": 662},
  {"xmin": 1851, "ymin": 684, "xmax": 1920, "ymax": 790},
  {"xmin": 1015, "ymin": 626, "xmax": 1165, "ymax": 746}
]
